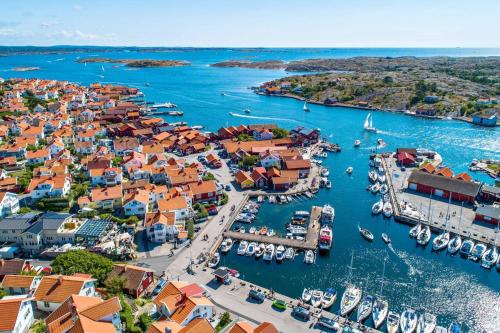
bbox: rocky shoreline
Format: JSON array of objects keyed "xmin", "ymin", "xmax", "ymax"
[
  {"xmin": 76, "ymin": 57, "xmax": 189, "ymax": 67},
  {"xmin": 211, "ymin": 60, "xmax": 286, "ymax": 69}
]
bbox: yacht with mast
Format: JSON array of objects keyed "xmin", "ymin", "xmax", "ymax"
[
  {"xmin": 340, "ymin": 252, "xmax": 362, "ymax": 316},
  {"xmin": 363, "ymin": 112, "xmax": 377, "ymax": 133},
  {"xmin": 303, "ymin": 100, "xmax": 310, "ymax": 112},
  {"xmin": 372, "ymin": 259, "xmax": 389, "ymax": 329},
  {"xmin": 416, "ymin": 312, "xmax": 437, "ymax": 333},
  {"xmin": 400, "ymin": 283, "xmax": 418, "ymax": 333}
]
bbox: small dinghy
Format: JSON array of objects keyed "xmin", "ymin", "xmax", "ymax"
[
  {"xmin": 219, "ymin": 238, "xmax": 233, "ymax": 253},
  {"xmin": 285, "ymin": 247, "xmax": 295, "ymax": 260},
  {"xmin": 321, "ymin": 288, "xmax": 337, "ymax": 309},
  {"xmin": 368, "ymin": 170, "xmax": 378, "ymax": 183},
  {"xmin": 372, "ymin": 200, "xmax": 383, "ymax": 214},
  {"xmin": 383, "ymin": 202, "xmax": 393, "ymax": 218},
  {"xmin": 304, "ymin": 250, "xmax": 315, "ymax": 264},
  {"xmin": 409, "ymin": 224, "xmax": 422, "ymax": 238},
  {"xmin": 432, "ymin": 231, "xmax": 450, "ymax": 251},
  {"xmin": 481, "ymin": 246, "xmax": 498, "ymax": 269},
  {"xmin": 381, "ymin": 233, "xmax": 391, "ymax": 244},
  {"xmin": 237, "ymin": 241, "xmax": 248, "ymax": 255},
  {"xmin": 310, "ymin": 290, "xmax": 323, "ymax": 308},
  {"xmin": 346, "ymin": 167, "xmax": 354, "ymax": 174},
  {"xmin": 359, "ymin": 226, "xmax": 374, "ymax": 241},
  {"xmin": 302, "ymin": 288, "xmax": 312, "ymax": 303},
  {"xmin": 208, "ymin": 253, "xmax": 220, "ymax": 268}
]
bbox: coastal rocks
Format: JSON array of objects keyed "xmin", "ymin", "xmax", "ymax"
[
  {"xmin": 76, "ymin": 58, "xmax": 189, "ymax": 67},
  {"xmin": 12, "ymin": 66, "xmax": 40, "ymax": 71},
  {"xmin": 210, "ymin": 60, "xmax": 286, "ymax": 69}
]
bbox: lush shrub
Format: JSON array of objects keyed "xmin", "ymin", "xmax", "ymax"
[{"xmin": 51, "ymin": 250, "xmax": 113, "ymax": 285}]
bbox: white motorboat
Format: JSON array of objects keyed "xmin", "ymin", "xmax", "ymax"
[
  {"xmin": 266, "ymin": 228, "xmax": 275, "ymax": 237},
  {"xmin": 346, "ymin": 167, "xmax": 353, "ymax": 174},
  {"xmin": 372, "ymin": 200, "xmax": 383, "ymax": 214},
  {"xmin": 302, "ymin": 288, "xmax": 312, "ymax": 303},
  {"xmin": 380, "ymin": 183, "xmax": 388, "ymax": 194},
  {"xmin": 275, "ymin": 245, "xmax": 285, "ymax": 262},
  {"xmin": 382, "ymin": 233, "xmax": 391, "ymax": 244},
  {"xmin": 321, "ymin": 168, "xmax": 330, "ymax": 177},
  {"xmin": 386, "ymin": 311, "xmax": 400, "ymax": 333},
  {"xmin": 416, "ymin": 312, "xmax": 436, "ymax": 333},
  {"xmin": 237, "ymin": 241, "xmax": 248, "ymax": 255},
  {"xmin": 470, "ymin": 243, "xmax": 487, "ymax": 261},
  {"xmin": 321, "ymin": 288, "xmax": 337, "ymax": 309},
  {"xmin": 459, "ymin": 239, "xmax": 475, "ymax": 257},
  {"xmin": 383, "ymin": 202, "xmax": 393, "ymax": 218},
  {"xmin": 249, "ymin": 226, "xmax": 256, "ymax": 234},
  {"xmin": 319, "ymin": 225, "xmax": 333, "ymax": 251},
  {"xmin": 257, "ymin": 195, "xmax": 263, "ymax": 203},
  {"xmin": 481, "ymin": 246, "xmax": 498, "ymax": 268},
  {"xmin": 356, "ymin": 294, "xmax": 373, "ymax": 322},
  {"xmin": 417, "ymin": 225, "xmax": 431, "ymax": 246},
  {"xmin": 409, "ymin": 224, "xmax": 422, "ymax": 238},
  {"xmin": 239, "ymin": 227, "xmax": 246, "ymax": 233},
  {"xmin": 354, "ymin": 139, "xmax": 361, "ymax": 147},
  {"xmin": 246, "ymin": 242, "xmax": 257, "ymax": 256},
  {"xmin": 432, "ymin": 231, "xmax": 450, "ymax": 251},
  {"xmin": 368, "ymin": 170, "xmax": 378, "ymax": 183},
  {"xmin": 321, "ymin": 204, "xmax": 335, "ymax": 224},
  {"xmin": 269, "ymin": 195, "xmax": 276, "ymax": 203},
  {"xmin": 370, "ymin": 182, "xmax": 381, "ymax": 193},
  {"xmin": 208, "ymin": 253, "xmax": 220, "ymax": 268},
  {"xmin": 263, "ymin": 244, "xmax": 275, "ymax": 261},
  {"xmin": 304, "ymin": 250, "xmax": 315, "ymax": 264},
  {"xmin": 285, "ymin": 247, "xmax": 295, "ymax": 260},
  {"xmin": 310, "ymin": 290, "xmax": 323, "ymax": 308},
  {"xmin": 340, "ymin": 284, "xmax": 362, "ymax": 316},
  {"xmin": 255, "ymin": 243, "xmax": 265, "ymax": 258},
  {"xmin": 400, "ymin": 308, "xmax": 418, "ymax": 333},
  {"xmin": 447, "ymin": 235, "xmax": 462, "ymax": 254},
  {"xmin": 303, "ymin": 101, "xmax": 310, "ymax": 112},
  {"xmin": 378, "ymin": 174, "xmax": 386, "ymax": 183},
  {"xmin": 372, "ymin": 297, "xmax": 389, "ymax": 329},
  {"xmin": 364, "ymin": 112, "xmax": 377, "ymax": 133},
  {"xmin": 287, "ymin": 225, "xmax": 308, "ymax": 235},
  {"xmin": 325, "ymin": 180, "xmax": 332, "ymax": 189},
  {"xmin": 219, "ymin": 238, "xmax": 233, "ymax": 253},
  {"xmin": 286, "ymin": 195, "xmax": 293, "ymax": 202},
  {"xmin": 359, "ymin": 226, "xmax": 374, "ymax": 241}
]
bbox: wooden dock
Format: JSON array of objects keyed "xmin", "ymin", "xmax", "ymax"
[{"xmin": 223, "ymin": 206, "xmax": 322, "ymax": 251}]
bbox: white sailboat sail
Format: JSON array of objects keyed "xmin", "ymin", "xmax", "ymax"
[{"xmin": 364, "ymin": 113, "xmax": 377, "ymax": 132}]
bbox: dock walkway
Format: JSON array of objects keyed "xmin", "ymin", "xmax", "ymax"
[{"xmin": 223, "ymin": 205, "xmax": 322, "ymax": 251}]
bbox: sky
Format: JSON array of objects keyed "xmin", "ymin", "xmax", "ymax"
[{"xmin": 1, "ymin": 0, "xmax": 499, "ymax": 48}]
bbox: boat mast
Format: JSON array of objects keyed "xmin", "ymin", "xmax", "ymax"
[
  {"xmin": 378, "ymin": 257, "xmax": 387, "ymax": 297},
  {"xmin": 347, "ymin": 250, "xmax": 355, "ymax": 285}
]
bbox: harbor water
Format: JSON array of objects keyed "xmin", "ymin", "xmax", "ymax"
[{"xmin": 1, "ymin": 48, "xmax": 499, "ymax": 331}]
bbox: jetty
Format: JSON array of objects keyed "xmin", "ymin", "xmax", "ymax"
[
  {"xmin": 381, "ymin": 155, "xmax": 500, "ymax": 247},
  {"xmin": 223, "ymin": 205, "xmax": 322, "ymax": 251}
]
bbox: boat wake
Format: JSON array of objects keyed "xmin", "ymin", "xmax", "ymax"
[
  {"xmin": 391, "ymin": 247, "xmax": 422, "ymax": 277},
  {"xmin": 229, "ymin": 112, "xmax": 298, "ymax": 123}
]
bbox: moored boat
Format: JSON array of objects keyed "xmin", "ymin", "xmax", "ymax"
[
  {"xmin": 285, "ymin": 247, "xmax": 295, "ymax": 260},
  {"xmin": 383, "ymin": 202, "xmax": 393, "ymax": 218},
  {"xmin": 459, "ymin": 239, "xmax": 475, "ymax": 257},
  {"xmin": 340, "ymin": 284, "xmax": 362, "ymax": 316},
  {"xmin": 255, "ymin": 243, "xmax": 265, "ymax": 258},
  {"xmin": 369, "ymin": 170, "xmax": 378, "ymax": 183},
  {"xmin": 302, "ymin": 288, "xmax": 312, "ymax": 303},
  {"xmin": 470, "ymin": 243, "xmax": 487, "ymax": 261},
  {"xmin": 416, "ymin": 225, "xmax": 431, "ymax": 246},
  {"xmin": 246, "ymin": 242, "xmax": 257, "ymax": 256},
  {"xmin": 321, "ymin": 204, "xmax": 335, "ymax": 224},
  {"xmin": 400, "ymin": 308, "xmax": 418, "ymax": 333},
  {"xmin": 237, "ymin": 241, "xmax": 248, "ymax": 255},
  {"xmin": 372, "ymin": 297, "xmax": 389, "ymax": 329},
  {"xmin": 387, "ymin": 311, "xmax": 400, "ymax": 333},
  {"xmin": 432, "ymin": 231, "xmax": 450, "ymax": 251},
  {"xmin": 321, "ymin": 168, "xmax": 330, "ymax": 177},
  {"xmin": 380, "ymin": 183, "xmax": 389, "ymax": 194},
  {"xmin": 370, "ymin": 182, "xmax": 381, "ymax": 193},
  {"xmin": 275, "ymin": 245, "xmax": 285, "ymax": 262},
  {"xmin": 310, "ymin": 290, "xmax": 323, "ymax": 308},
  {"xmin": 304, "ymin": 250, "xmax": 315, "ymax": 264},
  {"xmin": 481, "ymin": 246, "xmax": 498, "ymax": 268},
  {"xmin": 208, "ymin": 253, "xmax": 220, "ymax": 268},
  {"xmin": 356, "ymin": 294, "xmax": 373, "ymax": 322},
  {"xmin": 409, "ymin": 224, "xmax": 422, "ymax": 238},
  {"xmin": 263, "ymin": 244, "xmax": 275, "ymax": 261},
  {"xmin": 447, "ymin": 235, "xmax": 462, "ymax": 254},
  {"xmin": 321, "ymin": 288, "xmax": 337, "ymax": 309},
  {"xmin": 372, "ymin": 200, "xmax": 383, "ymax": 214},
  {"xmin": 319, "ymin": 225, "xmax": 333, "ymax": 251},
  {"xmin": 416, "ymin": 312, "xmax": 436, "ymax": 333},
  {"xmin": 219, "ymin": 238, "xmax": 233, "ymax": 253}
]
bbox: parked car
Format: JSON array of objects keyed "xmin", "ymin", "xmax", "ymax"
[
  {"xmin": 225, "ymin": 184, "xmax": 231, "ymax": 191},
  {"xmin": 150, "ymin": 278, "xmax": 167, "ymax": 297},
  {"xmin": 292, "ymin": 306, "xmax": 310, "ymax": 320},
  {"xmin": 317, "ymin": 316, "xmax": 340, "ymax": 330},
  {"xmin": 272, "ymin": 299, "xmax": 287, "ymax": 310},
  {"xmin": 248, "ymin": 289, "xmax": 265, "ymax": 303}
]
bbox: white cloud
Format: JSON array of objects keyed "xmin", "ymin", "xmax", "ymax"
[
  {"xmin": 0, "ymin": 28, "xmax": 16, "ymax": 37},
  {"xmin": 73, "ymin": 4, "xmax": 82, "ymax": 10},
  {"xmin": 40, "ymin": 21, "xmax": 61, "ymax": 29},
  {"xmin": 46, "ymin": 29, "xmax": 114, "ymax": 42}
]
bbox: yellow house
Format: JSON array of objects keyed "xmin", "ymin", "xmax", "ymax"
[{"xmin": 234, "ymin": 171, "xmax": 254, "ymax": 189}]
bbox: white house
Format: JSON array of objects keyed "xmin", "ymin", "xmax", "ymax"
[
  {"xmin": 90, "ymin": 167, "xmax": 123, "ymax": 187},
  {"xmin": 123, "ymin": 190, "xmax": 149, "ymax": 217},
  {"xmin": 27, "ymin": 175, "xmax": 71, "ymax": 200},
  {"xmin": 0, "ymin": 192, "xmax": 20, "ymax": 218},
  {"xmin": 1, "ymin": 275, "xmax": 42, "ymax": 296},
  {"xmin": 157, "ymin": 196, "xmax": 192, "ymax": 221},
  {"xmin": 0, "ymin": 296, "xmax": 35, "ymax": 333},
  {"xmin": 260, "ymin": 152, "xmax": 281, "ymax": 168},
  {"xmin": 253, "ymin": 129, "xmax": 273, "ymax": 141},
  {"xmin": 33, "ymin": 275, "xmax": 96, "ymax": 313},
  {"xmin": 144, "ymin": 212, "xmax": 182, "ymax": 243}
]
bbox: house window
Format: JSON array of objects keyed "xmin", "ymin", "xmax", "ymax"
[{"xmin": 44, "ymin": 301, "xmax": 50, "ymax": 308}]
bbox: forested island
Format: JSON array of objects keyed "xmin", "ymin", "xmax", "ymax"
[{"xmin": 76, "ymin": 58, "xmax": 189, "ymax": 67}]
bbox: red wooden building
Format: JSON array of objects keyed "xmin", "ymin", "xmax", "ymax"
[
  {"xmin": 475, "ymin": 205, "xmax": 500, "ymax": 226},
  {"xmin": 407, "ymin": 170, "xmax": 480, "ymax": 203}
]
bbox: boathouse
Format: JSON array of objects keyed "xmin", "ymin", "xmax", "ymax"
[
  {"xmin": 472, "ymin": 113, "xmax": 497, "ymax": 127},
  {"xmin": 397, "ymin": 152, "xmax": 416, "ymax": 166},
  {"xmin": 407, "ymin": 170, "xmax": 481, "ymax": 203},
  {"xmin": 474, "ymin": 205, "xmax": 500, "ymax": 225}
]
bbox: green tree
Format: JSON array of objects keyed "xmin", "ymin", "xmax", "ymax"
[
  {"xmin": 51, "ymin": 250, "xmax": 113, "ymax": 285},
  {"xmin": 105, "ymin": 276, "xmax": 126, "ymax": 296},
  {"xmin": 119, "ymin": 294, "xmax": 141, "ymax": 333},
  {"xmin": 236, "ymin": 134, "xmax": 253, "ymax": 142},
  {"xmin": 30, "ymin": 321, "xmax": 47, "ymax": 333},
  {"xmin": 216, "ymin": 312, "xmax": 231, "ymax": 332},
  {"xmin": 239, "ymin": 155, "xmax": 258, "ymax": 169},
  {"xmin": 202, "ymin": 172, "xmax": 216, "ymax": 181},
  {"xmin": 271, "ymin": 127, "xmax": 288, "ymax": 139},
  {"xmin": 0, "ymin": 287, "xmax": 8, "ymax": 298},
  {"xmin": 138, "ymin": 313, "xmax": 153, "ymax": 331}
]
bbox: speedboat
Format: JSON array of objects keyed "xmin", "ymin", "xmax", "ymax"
[
  {"xmin": 255, "ymin": 243, "xmax": 265, "ymax": 258},
  {"xmin": 378, "ymin": 174, "xmax": 386, "ymax": 183},
  {"xmin": 244, "ymin": 108, "xmax": 251, "ymax": 113},
  {"xmin": 288, "ymin": 225, "xmax": 307, "ymax": 235},
  {"xmin": 354, "ymin": 139, "xmax": 361, "ymax": 147},
  {"xmin": 416, "ymin": 312, "xmax": 436, "ymax": 333},
  {"xmin": 383, "ymin": 202, "xmax": 393, "ymax": 218},
  {"xmin": 321, "ymin": 168, "xmax": 330, "ymax": 177},
  {"xmin": 481, "ymin": 246, "xmax": 498, "ymax": 269},
  {"xmin": 346, "ymin": 167, "xmax": 353, "ymax": 174},
  {"xmin": 340, "ymin": 284, "xmax": 362, "ymax": 316},
  {"xmin": 263, "ymin": 244, "xmax": 275, "ymax": 261},
  {"xmin": 447, "ymin": 322, "xmax": 462, "ymax": 333},
  {"xmin": 219, "ymin": 238, "xmax": 233, "ymax": 253},
  {"xmin": 372, "ymin": 200, "xmax": 383, "ymax": 214},
  {"xmin": 356, "ymin": 294, "xmax": 374, "ymax": 322},
  {"xmin": 266, "ymin": 228, "xmax": 275, "ymax": 237},
  {"xmin": 318, "ymin": 225, "xmax": 333, "ymax": 251},
  {"xmin": 304, "ymin": 250, "xmax": 315, "ymax": 264},
  {"xmin": 321, "ymin": 288, "xmax": 337, "ymax": 309},
  {"xmin": 325, "ymin": 180, "xmax": 332, "ymax": 189},
  {"xmin": 208, "ymin": 253, "xmax": 220, "ymax": 268},
  {"xmin": 259, "ymin": 226, "xmax": 268, "ymax": 235},
  {"xmin": 459, "ymin": 239, "xmax": 475, "ymax": 257},
  {"xmin": 370, "ymin": 182, "xmax": 381, "ymax": 193},
  {"xmin": 311, "ymin": 290, "xmax": 323, "ymax": 308},
  {"xmin": 249, "ymin": 226, "xmax": 256, "ymax": 234},
  {"xmin": 382, "ymin": 233, "xmax": 391, "ymax": 244},
  {"xmin": 372, "ymin": 297, "xmax": 389, "ymax": 329},
  {"xmin": 302, "ymin": 288, "xmax": 312, "ymax": 303},
  {"xmin": 416, "ymin": 225, "xmax": 431, "ymax": 246},
  {"xmin": 400, "ymin": 308, "xmax": 418, "ymax": 333},
  {"xmin": 275, "ymin": 245, "xmax": 285, "ymax": 262},
  {"xmin": 386, "ymin": 311, "xmax": 400, "ymax": 333},
  {"xmin": 359, "ymin": 226, "xmax": 374, "ymax": 241},
  {"xmin": 246, "ymin": 242, "xmax": 257, "ymax": 256},
  {"xmin": 369, "ymin": 170, "xmax": 378, "ymax": 183},
  {"xmin": 447, "ymin": 235, "xmax": 462, "ymax": 254},
  {"xmin": 237, "ymin": 241, "xmax": 248, "ymax": 255},
  {"xmin": 470, "ymin": 243, "xmax": 487, "ymax": 261},
  {"xmin": 432, "ymin": 231, "xmax": 450, "ymax": 251},
  {"xmin": 380, "ymin": 183, "xmax": 389, "ymax": 194},
  {"xmin": 321, "ymin": 204, "xmax": 335, "ymax": 224},
  {"xmin": 285, "ymin": 247, "xmax": 295, "ymax": 260},
  {"xmin": 409, "ymin": 224, "xmax": 422, "ymax": 238}
]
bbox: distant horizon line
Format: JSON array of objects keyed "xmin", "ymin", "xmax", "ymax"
[{"xmin": 1, "ymin": 45, "xmax": 500, "ymax": 49}]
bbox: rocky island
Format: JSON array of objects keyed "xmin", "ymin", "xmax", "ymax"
[
  {"xmin": 255, "ymin": 56, "xmax": 500, "ymax": 119},
  {"xmin": 76, "ymin": 57, "xmax": 189, "ymax": 67},
  {"xmin": 211, "ymin": 60, "xmax": 286, "ymax": 69}
]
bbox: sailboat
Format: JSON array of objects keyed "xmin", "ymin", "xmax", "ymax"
[
  {"xmin": 400, "ymin": 282, "xmax": 418, "ymax": 333},
  {"xmin": 303, "ymin": 101, "xmax": 310, "ymax": 112},
  {"xmin": 386, "ymin": 311, "xmax": 400, "ymax": 333},
  {"xmin": 416, "ymin": 312, "xmax": 437, "ymax": 333},
  {"xmin": 101, "ymin": 65, "xmax": 105, "ymax": 72},
  {"xmin": 340, "ymin": 252, "xmax": 362, "ymax": 316},
  {"xmin": 356, "ymin": 294, "xmax": 373, "ymax": 322},
  {"xmin": 372, "ymin": 259, "xmax": 389, "ymax": 329},
  {"xmin": 364, "ymin": 112, "xmax": 377, "ymax": 133}
]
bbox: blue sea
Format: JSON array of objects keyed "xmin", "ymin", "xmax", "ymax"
[{"xmin": 1, "ymin": 48, "xmax": 499, "ymax": 332}]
